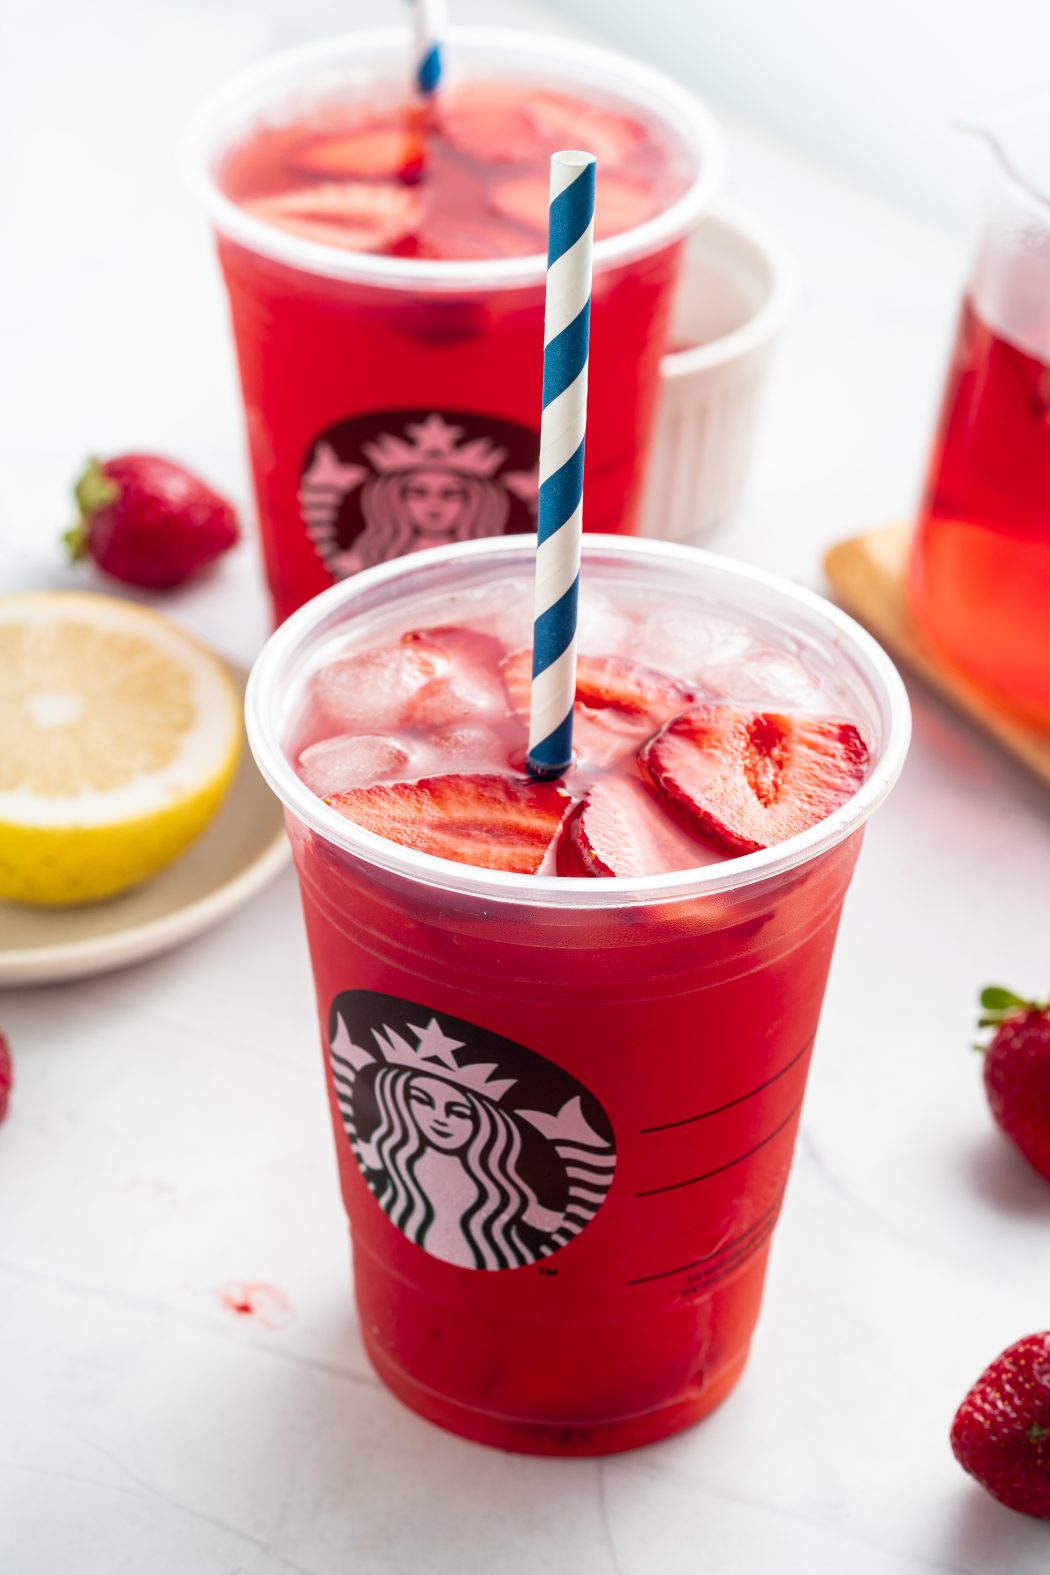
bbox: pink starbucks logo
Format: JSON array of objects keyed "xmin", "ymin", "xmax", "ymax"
[
  {"xmin": 299, "ymin": 410, "xmax": 539, "ymax": 580},
  {"xmin": 328, "ymin": 991, "xmax": 616, "ymax": 1271}
]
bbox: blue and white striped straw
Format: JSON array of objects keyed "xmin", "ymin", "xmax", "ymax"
[
  {"xmin": 526, "ymin": 149, "xmax": 597, "ymax": 781},
  {"xmin": 410, "ymin": 0, "xmax": 446, "ymax": 96}
]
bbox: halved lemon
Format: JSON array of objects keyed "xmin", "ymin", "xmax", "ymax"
[{"xmin": 0, "ymin": 592, "xmax": 242, "ymax": 906}]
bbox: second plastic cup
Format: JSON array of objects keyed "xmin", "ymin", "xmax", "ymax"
[
  {"xmin": 186, "ymin": 30, "xmax": 724, "ymax": 622},
  {"xmin": 246, "ymin": 536, "xmax": 909, "ymax": 1456}
]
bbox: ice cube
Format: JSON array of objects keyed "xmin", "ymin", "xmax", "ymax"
[
  {"xmin": 642, "ymin": 609, "xmax": 757, "ymax": 687},
  {"xmin": 298, "ymin": 733, "xmax": 413, "ymax": 797},
  {"xmin": 313, "ymin": 645, "xmax": 448, "ymax": 731},
  {"xmin": 421, "ymin": 722, "xmax": 512, "ymax": 775},
  {"xmin": 575, "ymin": 589, "xmax": 632, "ymax": 655},
  {"xmin": 402, "ymin": 627, "xmax": 508, "ymax": 725},
  {"xmin": 709, "ymin": 647, "xmax": 827, "ymax": 710}
]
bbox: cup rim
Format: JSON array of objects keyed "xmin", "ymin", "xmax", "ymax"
[
  {"xmin": 182, "ymin": 26, "xmax": 726, "ymax": 293},
  {"xmin": 245, "ymin": 534, "xmax": 911, "ymax": 909},
  {"xmin": 659, "ymin": 199, "xmax": 797, "ymax": 379}
]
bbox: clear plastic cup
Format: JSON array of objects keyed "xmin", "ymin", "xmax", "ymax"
[
  {"xmin": 246, "ymin": 534, "xmax": 909, "ymax": 1455},
  {"xmin": 185, "ymin": 30, "xmax": 725, "ymax": 622}
]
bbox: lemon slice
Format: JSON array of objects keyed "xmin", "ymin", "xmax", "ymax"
[{"xmin": 0, "ymin": 592, "xmax": 242, "ymax": 905}]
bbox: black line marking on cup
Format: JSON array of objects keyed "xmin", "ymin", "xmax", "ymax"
[
  {"xmin": 626, "ymin": 1219, "xmax": 778, "ymax": 1297},
  {"xmin": 627, "ymin": 1198, "xmax": 783, "ymax": 1285},
  {"xmin": 639, "ymin": 1035, "xmax": 815, "ymax": 1136},
  {"xmin": 677, "ymin": 1216, "xmax": 778, "ymax": 1294},
  {"xmin": 635, "ymin": 1097, "xmax": 805, "ymax": 1198}
]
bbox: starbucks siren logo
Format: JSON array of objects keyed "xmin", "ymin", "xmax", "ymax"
[
  {"xmin": 328, "ymin": 990, "xmax": 616, "ymax": 1271},
  {"xmin": 299, "ymin": 409, "xmax": 539, "ymax": 580}
]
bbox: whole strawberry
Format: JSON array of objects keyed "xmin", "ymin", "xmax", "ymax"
[
  {"xmin": 977, "ymin": 986, "xmax": 1050, "ymax": 1182},
  {"xmin": 65, "ymin": 454, "xmax": 239, "ymax": 589},
  {"xmin": 0, "ymin": 1031, "xmax": 11, "ymax": 1124},
  {"xmin": 951, "ymin": 1333, "xmax": 1050, "ymax": 1518}
]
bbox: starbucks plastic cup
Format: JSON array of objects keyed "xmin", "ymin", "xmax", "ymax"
[
  {"xmin": 245, "ymin": 535, "xmax": 909, "ymax": 1455},
  {"xmin": 185, "ymin": 30, "xmax": 724, "ymax": 622}
]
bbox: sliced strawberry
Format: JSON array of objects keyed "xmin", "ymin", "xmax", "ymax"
[
  {"xmin": 401, "ymin": 627, "xmax": 510, "ymax": 727},
  {"xmin": 568, "ymin": 776, "xmax": 720, "ymax": 878},
  {"xmin": 491, "ymin": 174, "xmax": 655, "ymax": 241},
  {"xmin": 527, "ymin": 93, "xmax": 643, "ymax": 166},
  {"xmin": 440, "ymin": 89, "xmax": 536, "ymax": 164},
  {"xmin": 243, "ymin": 183, "xmax": 420, "ymax": 252},
  {"xmin": 501, "ymin": 650, "xmax": 693, "ymax": 736},
  {"xmin": 288, "ymin": 126, "xmax": 426, "ymax": 181},
  {"xmin": 327, "ymin": 773, "xmax": 573, "ymax": 873},
  {"xmin": 575, "ymin": 655, "xmax": 694, "ymax": 732},
  {"xmin": 640, "ymin": 706, "xmax": 870, "ymax": 855},
  {"xmin": 404, "ymin": 626, "xmax": 506, "ymax": 666}
]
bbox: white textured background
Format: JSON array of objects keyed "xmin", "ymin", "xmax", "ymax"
[
  {"xmin": 2, "ymin": 4, "xmax": 1049, "ymax": 1574},
  {"xmin": 552, "ymin": 0, "xmax": 1050, "ymax": 229}
]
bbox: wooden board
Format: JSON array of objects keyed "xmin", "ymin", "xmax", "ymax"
[{"xmin": 824, "ymin": 522, "xmax": 1050, "ymax": 787}]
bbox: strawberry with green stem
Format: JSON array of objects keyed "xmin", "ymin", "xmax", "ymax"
[
  {"xmin": 65, "ymin": 454, "xmax": 239, "ymax": 589},
  {"xmin": 976, "ymin": 986, "xmax": 1050, "ymax": 1183}
]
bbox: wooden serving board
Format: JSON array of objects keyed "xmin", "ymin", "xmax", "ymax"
[{"xmin": 824, "ymin": 522, "xmax": 1050, "ymax": 787}]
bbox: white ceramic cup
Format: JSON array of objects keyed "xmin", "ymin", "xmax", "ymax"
[{"xmin": 641, "ymin": 200, "xmax": 796, "ymax": 544}]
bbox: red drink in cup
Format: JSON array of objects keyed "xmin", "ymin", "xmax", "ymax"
[
  {"xmin": 246, "ymin": 536, "xmax": 909, "ymax": 1454},
  {"xmin": 186, "ymin": 31, "xmax": 723, "ymax": 622}
]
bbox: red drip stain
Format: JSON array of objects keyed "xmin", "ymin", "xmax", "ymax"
[
  {"xmin": 0, "ymin": 1031, "xmax": 12, "ymax": 1124},
  {"xmin": 215, "ymin": 1281, "xmax": 293, "ymax": 1330}
]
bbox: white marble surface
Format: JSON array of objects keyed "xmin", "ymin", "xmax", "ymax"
[{"xmin": 2, "ymin": 4, "xmax": 1050, "ymax": 1573}]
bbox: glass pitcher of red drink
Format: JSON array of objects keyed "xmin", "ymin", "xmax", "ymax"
[{"xmin": 908, "ymin": 91, "xmax": 1050, "ymax": 726}]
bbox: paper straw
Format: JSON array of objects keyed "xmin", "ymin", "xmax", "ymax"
[
  {"xmin": 411, "ymin": 0, "xmax": 446, "ymax": 96},
  {"xmin": 526, "ymin": 149, "xmax": 597, "ymax": 781}
]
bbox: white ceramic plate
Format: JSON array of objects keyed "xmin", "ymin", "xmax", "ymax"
[{"xmin": 0, "ymin": 662, "xmax": 289, "ymax": 987}]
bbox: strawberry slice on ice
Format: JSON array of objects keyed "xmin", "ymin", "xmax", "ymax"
[
  {"xmin": 567, "ymin": 776, "xmax": 720, "ymax": 878},
  {"xmin": 404, "ymin": 625, "xmax": 506, "ymax": 667},
  {"xmin": 440, "ymin": 89, "xmax": 536, "ymax": 164},
  {"xmin": 527, "ymin": 94, "xmax": 643, "ymax": 166},
  {"xmin": 288, "ymin": 125, "xmax": 426, "ymax": 181},
  {"xmin": 243, "ymin": 183, "xmax": 421, "ymax": 252},
  {"xmin": 640, "ymin": 705, "xmax": 870, "ymax": 854},
  {"xmin": 491, "ymin": 174, "xmax": 655, "ymax": 241},
  {"xmin": 401, "ymin": 627, "xmax": 510, "ymax": 727},
  {"xmin": 501, "ymin": 650, "xmax": 693, "ymax": 736},
  {"xmin": 327, "ymin": 773, "xmax": 573, "ymax": 873}
]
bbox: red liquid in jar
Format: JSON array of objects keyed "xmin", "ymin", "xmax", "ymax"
[
  {"xmin": 213, "ymin": 80, "xmax": 695, "ymax": 621},
  {"xmin": 908, "ymin": 295, "xmax": 1050, "ymax": 722}
]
